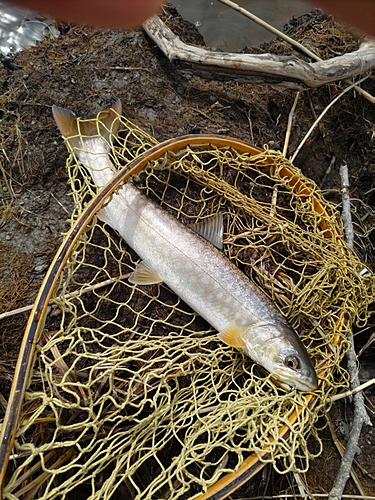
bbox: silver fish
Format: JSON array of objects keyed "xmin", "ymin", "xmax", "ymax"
[{"xmin": 52, "ymin": 100, "xmax": 318, "ymax": 392}]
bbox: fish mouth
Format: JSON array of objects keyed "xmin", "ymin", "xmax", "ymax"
[{"xmin": 273, "ymin": 374, "xmax": 319, "ymax": 393}]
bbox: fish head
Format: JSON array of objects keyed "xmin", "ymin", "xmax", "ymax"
[{"xmin": 243, "ymin": 322, "xmax": 318, "ymax": 392}]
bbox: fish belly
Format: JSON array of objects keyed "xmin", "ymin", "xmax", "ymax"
[{"xmin": 98, "ymin": 181, "xmax": 281, "ymax": 335}]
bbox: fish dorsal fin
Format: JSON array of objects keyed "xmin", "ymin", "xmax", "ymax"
[
  {"xmin": 129, "ymin": 261, "xmax": 162, "ymax": 285},
  {"xmin": 52, "ymin": 100, "xmax": 122, "ymax": 151},
  {"xmin": 218, "ymin": 322, "xmax": 246, "ymax": 349},
  {"xmin": 190, "ymin": 212, "xmax": 224, "ymax": 250}
]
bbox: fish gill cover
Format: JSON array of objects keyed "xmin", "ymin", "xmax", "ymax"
[{"xmin": 2, "ymin": 108, "xmax": 372, "ymax": 499}]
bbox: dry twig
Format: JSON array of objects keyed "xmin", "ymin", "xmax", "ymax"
[
  {"xmin": 326, "ymin": 414, "xmax": 366, "ymax": 496},
  {"xmin": 283, "ymin": 91, "xmax": 300, "ymax": 156},
  {"xmin": 328, "ymin": 164, "xmax": 372, "ymax": 500},
  {"xmin": 291, "ymin": 76, "xmax": 369, "ymax": 163},
  {"xmin": 217, "ymin": 0, "xmax": 320, "ymax": 61},
  {"xmin": 327, "ymin": 378, "xmax": 375, "ymax": 402},
  {"xmin": 0, "ymin": 273, "xmax": 131, "ymax": 320}
]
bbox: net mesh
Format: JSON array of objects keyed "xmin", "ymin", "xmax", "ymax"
[{"xmin": 4, "ymin": 111, "xmax": 372, "ymax": 500}]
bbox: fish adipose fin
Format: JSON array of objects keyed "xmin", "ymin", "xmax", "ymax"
[
  {"xmin": 52, "ymin": 99, "xmax": 122, "ymax": 152},
  {"xmin": 190, "ymin": 212, "xmax": 224, "ymax": 250},
  {"xmin": 129, "ymin": 261, "xmax": 163, "ymax": 285},
  {"xmin": 218, "ymin": 322, "xmax": 246, "ymax": 349}
]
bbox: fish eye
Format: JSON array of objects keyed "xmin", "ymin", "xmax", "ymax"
[{"xmin": 284, "ymin": 355, "xmax": 300, "ymax": 371}]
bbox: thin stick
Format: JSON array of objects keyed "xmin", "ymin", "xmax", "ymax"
[
  {"xmin": 320, "ymin": 155, "xmax": 336, "ymax": 188},
  {"xmin": 272, "ymin": 91, "xmax": 300, "ymax": 217},
  {"xmin": 0, "ymin": 303, "xmax": 37, "ymax": 320},
  {"xmin": 291, "ymin": 75, "xmax": 369, "ymax": 163},
  {"xmin": 339, "ymin": 164, "xmax": 354, "ymax": 248},
  {"xmin": 0, "ymin": 273, "xmax": 131, "ymax": 320},
  {"xmin": 247, "ymin": 108, "xmax": 254, "ymax": 143},
  {"xmin": 326, "ymin": 414, "xmax": 365, "ymax": 497},
  {"xmin": 217, "ymin": 0, "xmax": 320, "ymax": 61},
  {"xmin": 283, "ymin": 91, "xmax": 300, "ymax": 157},
  {"xmin": 357, "ymin": 331, "xmax": 374, "ymax": 358},
  {"xmin": 293, "ymin": 473, "xmax": 310, "ymax": 499},
  {"xmin": 270, "ymin": 185, "xmax": 278, "ymax": 218},
  {"xmin": 327, "ymin": 378, "xmax": 375, "ymax": 402},
  {"xmin": 328, "ymin": 164, "xmax": 372, "ymax": 500}
]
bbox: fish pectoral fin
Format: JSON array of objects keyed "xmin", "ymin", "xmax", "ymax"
[
  {"xmin": 190, "ymin": 212, "xmax": 224, "ymax": 250},
  {"xmin": 129, "ymin": 261, "xmax": 162, "ymax": 285},
  {"xmin": 218, "ymin": 323, "xmax": 246, "ymax": 349}
]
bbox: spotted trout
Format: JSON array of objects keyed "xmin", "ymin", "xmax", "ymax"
[{"xmin": 52, "ymin": 100, "xmax": 318, "ymax": 392}]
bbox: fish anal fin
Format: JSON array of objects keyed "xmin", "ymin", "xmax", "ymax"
[
  {"xmin": 190, "ymin": 212, "xmax": 224, "ymax": 250},
  {"xmin": 129, "ymin": 261, "xmax": 162, "ymax": 285},
  {"xmin": 218, "ymin": 323, "xmax": 246, "ymax": 349}
]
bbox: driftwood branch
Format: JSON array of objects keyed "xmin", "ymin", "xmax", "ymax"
[{"xmin": 143, "ymin": 16, "xmax": 375, "ymax": 91}]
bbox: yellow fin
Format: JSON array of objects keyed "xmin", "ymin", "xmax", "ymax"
[
  {"xmin": 218, "ymin": 323, "xmax": 246, "ymax": 349},
  {"xmin": 129, "ymin": 261, "xmax": 162, "ymax": 285}
]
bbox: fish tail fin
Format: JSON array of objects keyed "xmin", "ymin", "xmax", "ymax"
[{"xmin": 52, "ymin": 99, "xmax": 122, "ymax": 152}]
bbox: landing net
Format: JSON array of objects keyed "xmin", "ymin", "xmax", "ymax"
[{"xmin": 3, "ymin": 110, "xmax": 372, "ymax": 500}]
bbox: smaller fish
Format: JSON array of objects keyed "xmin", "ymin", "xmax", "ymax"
[{"xmin": 52, "ymin": 100, "xmax": 318, "ymax": 392}]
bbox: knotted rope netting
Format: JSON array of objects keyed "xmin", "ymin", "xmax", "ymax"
[{"xmin": 2, "ymin": 106, "xmax": 372, "ymax": 500}]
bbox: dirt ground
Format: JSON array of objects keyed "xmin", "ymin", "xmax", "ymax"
[{"xmin": 0, "ymin": 5, "xmax": 374, "ymax": 499}]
